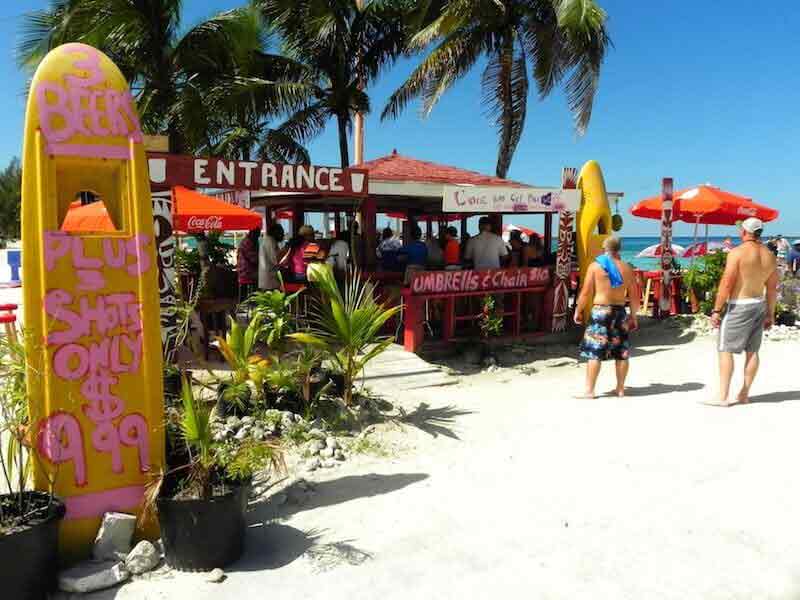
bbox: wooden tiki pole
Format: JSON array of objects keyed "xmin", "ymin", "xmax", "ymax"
[
  {"xmin": 659, "ymin": 177, "xmax": 674, "ymax": 316},
  {"xmin": 551, "ymin": 167, "xmax": 578, "ymax": 332}
]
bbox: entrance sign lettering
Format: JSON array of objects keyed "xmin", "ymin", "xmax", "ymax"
[
  {"xmin": 443, "ymin": 185, "xmax": 580, "ymax": 213},
  {"xmin": 22, "ymin": 43, "xmax": 164, "ymax": 559},
  {"xmin": 147, "ymin": 152, "xmax": 369, "ymax": 197},
  {"xmin": 410, "ymin": 267, "xmax": 550, "ymax": 295}
]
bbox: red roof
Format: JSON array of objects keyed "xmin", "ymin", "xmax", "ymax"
[{"xmin": 355, "ymin": 150, "xmax": 528, "ymax": 187}]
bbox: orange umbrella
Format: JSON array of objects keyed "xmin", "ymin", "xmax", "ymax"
[
  {"xmin": 61, "ymin": 188, "xmax": 264, "ymax": 234},
  {"xmin": 61, "ymin": 200, "xmax": 118, "ymax": 232},
  {"xmin": 631, "ymin": 185, "xmax": 779, "ymax": 225},
  {"xmin": 173, "ymin": 186, "xmax": 262, "ymax": 233}
]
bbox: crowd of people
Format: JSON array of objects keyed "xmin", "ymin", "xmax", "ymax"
[
  {"xmin": 765, "ymin": 234, "xmax": 800, "ymax": 275},
  {"xmin": 235, "ymin": 215, "xmax": 556, "ymax": 294}
]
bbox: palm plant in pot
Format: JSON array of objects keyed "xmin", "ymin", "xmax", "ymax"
[
  {"xmin": 151, "ymin": 374, "xmax": 283, "ymax": 571},
  {"xmin": 0, "ymin": 334, "xmax": 65, "ymax": 600}
]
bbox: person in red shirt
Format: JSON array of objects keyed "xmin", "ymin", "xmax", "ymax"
[{"xmin": 443, "ymin": 226, "xmax": 461, "ymax": 270}]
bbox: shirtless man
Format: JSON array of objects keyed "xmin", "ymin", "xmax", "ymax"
[
  {"xmin": 574, "ymin": 237, "xmax": 640, "ymax": 398},
  {"xmin": 705, "ymin": 218, "xmax": 778, "ymax": 406}
]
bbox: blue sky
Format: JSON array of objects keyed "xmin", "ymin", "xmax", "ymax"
[{"xmin": 1, "ymin": 1, "xmax": 799, "ymax": 236}]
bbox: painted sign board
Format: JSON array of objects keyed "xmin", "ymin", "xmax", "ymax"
[
  {"xmin": 443, "ymin": 185, "xmax": 580, "ymax": 214},
  {"xmin": 22, "ymin": 43, "xmax": 164, "ymax": 559},
  {"xmin": 409, "ymin": 267, "xmax": 550, "ymax": 296},
  {"xmin": 146, "ymin": 152, "xmax": 369, "ymax": 197}
]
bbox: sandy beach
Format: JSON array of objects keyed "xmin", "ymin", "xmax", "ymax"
[{"xmin": 50, "ymin": 322, "xmax": 800, "ymax": 600}]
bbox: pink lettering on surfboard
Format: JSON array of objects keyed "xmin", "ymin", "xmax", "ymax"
[
  {"xmin": 37, "ymin": 411, "xmax": 87, "ymax": 487},
  {"xmin": 36, "ymin": 44, "xmax": 143, "ymax": 159}
]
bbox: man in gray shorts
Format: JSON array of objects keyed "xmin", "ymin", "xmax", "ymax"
[{"xmin": 706, "ymin": 218, "xmax": 778, "ymax": 406}]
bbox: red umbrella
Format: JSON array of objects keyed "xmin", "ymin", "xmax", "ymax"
[
  {"xmin": 631, "ymin": 185, "xmax": 779, "ymax": 225},
  {"xmin": 682, "ymin": 241, "xmax": 731, "ymax": 257},
  {"xmin": 172, "ymin": 186, "xmax": 262, "ymax": 233},
  {"xmin": 61, "ymin": 200, "xmax": 118, "ymax": 233},
  {"xmin": 503, "ymin": 223, "xmax": 540, "ymax": 237},
  {"xmin": 636, "ymin": 243, "xmax": 686, "ymax": 258}
]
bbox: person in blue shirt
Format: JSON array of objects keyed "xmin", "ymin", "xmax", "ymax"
[
  {"xmin": 400, "ymin": 225, "xmax": 428, "ymax": 265},
  {"xmin": 788, "ymin": 240, "xmax": 800, "ymax": 275}
]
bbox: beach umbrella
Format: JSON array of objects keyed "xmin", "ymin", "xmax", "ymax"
[
  {"xmin": 630, "ymin": 185, "xmax": 779, "ymax": 225},
  {"xmin": 172, "ymin": 186, "xmax": 262, "ymax": 233},
  {"xmin": 681, "ymin": 241, "xmax": 730, "ymax": 258},
  {"xmin": 502, "ymin": 223, "xmax": 540, "ymax": 242},
  {"xmin": 61, "ymin": 199, "xmax": 118, "ymax": 233},
  {"xmin": 636, "ymin": 243, "xmax": 686, "ymax": 258}
]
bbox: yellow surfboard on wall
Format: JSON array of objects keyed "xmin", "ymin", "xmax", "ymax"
[
  {"xmin": 576, "ymin": 160, "xmax": 612, "ymax": 315},
  {"xmin": 21, "ymin": 43, "xmax": 164, "ymax": 561}
]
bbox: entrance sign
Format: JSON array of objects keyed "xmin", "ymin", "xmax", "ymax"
[
  {"xmin": 147, "ymin": 152, "xmax": 369, "ymax": 197},
  {"xmin": 443, "ymin": 185, "xmax": 580, "ymax": 213},
  {"xmin": 22, "ymin": 43, "xmax": 164, "ymax": 558},
  {"xmin": 410, "ymin": 267, "xmax": 550, "ymax": 295}
]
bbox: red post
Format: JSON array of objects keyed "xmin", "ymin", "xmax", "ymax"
[
  {"xmin": 360, "ymin": 196, "xmax": 377, "ymax": 268},
  {"xmin": 659, "ymin": 178, "xmax": 674, "ymax": 317},
  {"xmin": 402, "ymin": 292, "xmax": 425, "ymax": 352}
]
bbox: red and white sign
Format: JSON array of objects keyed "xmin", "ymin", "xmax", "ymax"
[
  {"xmin": 147, "ymin": 152, "xmax": 368, "ymax": 197},
  {"xmin": 410, "ymin": 267, "xmax": 550, "ymax": 295}
]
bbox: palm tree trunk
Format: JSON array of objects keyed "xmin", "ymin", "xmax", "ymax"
[
  {"xmin": 337, "ymin": 113, "xmax": 350, "ymax": 168},
  {"xmin": 495, "ymin": 42, "xmax": 515, "ymax": 179}
]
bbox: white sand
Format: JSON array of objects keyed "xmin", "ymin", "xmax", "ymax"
[{"xmin": 58, "ymin": 326, "xmax": 800, "ymax": 599}]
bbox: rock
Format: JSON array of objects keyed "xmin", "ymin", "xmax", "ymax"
[
  {"xmin": 320, "ymin": 447, "xmax": 335, "ymax": 459},
  {"xmin": 213, "ymin": 431, "xmax": 227, "ymax": 442},
  {"xmin": 93, "ymin": 512, "xmax": 136, "ymax": 560},
  {"xmin": 321, "ymin": 459, "xmax": 337, "ymax": 468},
  {"xmin": 205, "ymin": 568, "xmax": 226, "ymax": 583},
  {"xmin": 234, "ymin": 428, "xmax": 249, "ymax": 441},
  {"xmin": 325, "ymin": 436, "xmax": 339, "ymax": 450},
  {"xmin": 334, "ymin": 450, "xmax": 345, "ymax": 461},
  {"xmin": 125, "ymin": 540, "xmax": 160, "ymax": 575},
  {"xmin": 59, "ymin": 561, "xmax": 130, "ymax": 593},
  {"xmin": 543, "ymin": 357, "xmax": 578, "ymax": 368},
  {"xmin": 308, "ymin": 440, "xmax": 325, "ymax": 455},
  {"xmin": 308, "ymin": 428, "xmax": 326, "ymax": 440},
  {"xmin": 251, "ymin": 427, "xmax": 266, "ymax": 440},
  {"xmin": 225, "ymin": 415, "xmax": 241, "ymax": 429},
  {"xmin": 309, "ymin": 418, "xmax": 325, "ymax": 430},
  {"xmin": 273, "ymin": 492, "xmax": 288, "ymax": 506},
  {"xmin": 240, "ymin": 416, "xmax": 255, "ymax": 425},
  {"xmin": 306, "ymin": 457, "xmax": 321, "ymax": 471}
]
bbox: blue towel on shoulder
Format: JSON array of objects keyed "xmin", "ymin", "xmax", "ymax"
[{"xmin": 596, "ymin": 254, "xmax": 624, "ymax": 288}]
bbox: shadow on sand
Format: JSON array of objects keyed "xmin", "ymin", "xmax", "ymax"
[
  {"xmin": 231, "ymin": 473, "xmax": 428, "ymax": 572},
  {"xmin": 747, "ymin": 391, "xmax": 800, "ymax": 404},
  {"xmin": 604, "ymin": 382, "xmax": 705, "ymax": 397},
  {"xmin": 399, "ymin": 403, "xmax": 474, "ymax": 440}
]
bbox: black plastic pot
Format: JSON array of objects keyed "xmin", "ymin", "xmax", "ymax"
[
  {"xmin": 0, "ymin": 492, "xmax": 65, "ymax": 600},
  {"xmin": 157, "ymin": 484, "xmax": 248, "ymax": 571}
]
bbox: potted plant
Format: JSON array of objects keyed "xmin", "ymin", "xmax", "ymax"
[
  {"xmin": 683, "ymin": 251, "xmax": 727, "ymax": 314},
  {"xmin": 152, "ymin": 374, "xmax": 282, "ymax": 571},
  {"xmin": 0, "ymin": 334, "xmax": 65, "ymax": 600},
  {"xmin": 776, "ymin": 277, "xmax": 799, "ymax": 327}
]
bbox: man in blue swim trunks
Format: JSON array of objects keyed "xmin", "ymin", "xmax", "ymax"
[{"xmin": 574, "ymin": 237, "xmax": 640, "ymax": 398}]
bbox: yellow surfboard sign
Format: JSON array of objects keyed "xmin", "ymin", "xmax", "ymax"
[
  {"xmin": 576, "ymin": 160, "xmax": 612, "ymax": 316},
  {"xmin": 22, "ymin": 43, "xmax": 163, "ymax": 560}
]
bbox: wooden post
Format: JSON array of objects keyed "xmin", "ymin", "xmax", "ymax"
[
  {"xmin": 550, "ymin": 167, "xmax": 577, "ymax": 333},
  {"xmin": 361, "ymin": 196, "xmax": 377, "ymax": 268},
  {"xmin": 292, "ymin": 204, "xmax": 305, "ymax": 236},
  {"xmin": 544, "ymin": 213, "xmax": 553, "ymax": 256},
  {"xmin": 659, "ymin": 178, "xmax": 674, "ymax": 317}
]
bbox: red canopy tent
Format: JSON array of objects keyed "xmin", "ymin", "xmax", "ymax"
[{"xmin": 61, "ymin": 186, "xmax": 263, "ymax": 233}]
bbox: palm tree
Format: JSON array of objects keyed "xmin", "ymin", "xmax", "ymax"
[
  {"xmin": 261, "ymin": 0, "xmax": 408, "ymax": 167},
  {"xmin": 382, "ymin": 0, "xmax": 610, "ymax": 178},
  {"xmin": 0, "ymin": 158, "xmax": 22, "ymax": 242},
  {"xmin": 18, "ymin": 0, "xmax": 313, "ymax": 161}
]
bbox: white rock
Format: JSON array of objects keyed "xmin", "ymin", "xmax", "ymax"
[
  {"xmin": 308, "ymin": 428, "xmax": 326, "ymax": 440},
  {"xmin": 225, "ymin": 416, "xmax": 241, "ymax": 429},
  {"xmin": 306, "ymin": 457, "xmax": 321, "ymax": 471},
  {"xmin": 334, "ymin": 450, "xmax": 345, "ymax": 461},
  {"xmin": 59, "ymin": 561, "xmax": 130, "ymax": 593},
  {"xmin": 125, "ymin": 540, "xmax": 160, "ymax": 575},
  {"xmin": 251, "ymin": 427, "xmax": 266, "ymax": 440},
  {"xmin": 234, "ymin": 428, "xmax": 249, "ymax": 441},
  {"xmin": 205, "ymin": 568, "xmax": 226, "ymax": 583},
  {"xmin": 308, "ymin": 440, "xmax": 325, "ymax": 455},
  {"xmin": 325, "ymin": 436, "xmax": 339, "ymax": 450},
  {"xmin": 321, "ymin": 459, "xmax": 337, "ymax": 468},
  {"xmin": 93, "ymin": 512, "xmax": 136, "ymax": 560},
  {"xmin": 320, "ymin": 447, "xmax": 335, "ymax": 459},
  {"xmin": 241, "ymin": 416, "xmax": 255, "ymax": 425}
]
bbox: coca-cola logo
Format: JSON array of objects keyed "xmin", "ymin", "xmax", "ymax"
[{"xmin": 187, "ymin": 215, "xmax": 223, "ymax": 230}]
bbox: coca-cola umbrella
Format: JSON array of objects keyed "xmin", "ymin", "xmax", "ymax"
[
  {"xmin": 681, "ymin": 240, "xmax": 730, "ymax": 258},
  {"xmin": 173, "ymin": 186, "xmax": 262, "ymax": 233},
  {"xmin": 62, "ymin": 187, "xmax": 263, "ymax": 233}
]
